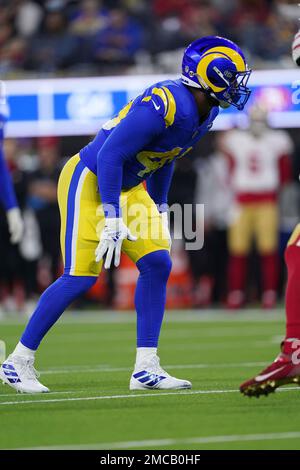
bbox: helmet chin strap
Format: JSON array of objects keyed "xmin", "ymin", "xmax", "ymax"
[
  {"xmin": 209, "ymin": 91, "xmax": 229, "ymax": 108},
  {"xmin": 218, "ymin": 100, "xmax": 231, "ymax": 109},
  {"xmin": 180, "ymin": 74, "xmax": 201, "ymax": 88}
]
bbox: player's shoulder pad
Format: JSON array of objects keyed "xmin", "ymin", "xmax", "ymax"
[{"xmin": 140, "ymin": 83, "xmax": 177, "ymax": 127}]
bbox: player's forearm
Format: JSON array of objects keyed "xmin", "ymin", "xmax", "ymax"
[
  {"xmin": 97, "ymin": 151, "xmax": 123, "ymax": 218},
  {"xmin": 97, "ymin": 105, "xmax": 165, "ymax": 217},
  {"xmin": 0, "ymin": 148, "xmax": 18, "ymax": 211},
  {"xmin": 147, "ymin": 161, "xmax": 175, "ymax": 212}
]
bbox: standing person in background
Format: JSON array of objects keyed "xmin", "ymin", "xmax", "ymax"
[
  {"xmin": 0, "ymin": 88, "xmax": 23, "ymax": 247},
  {"xmin": 192, "ymin": 135, "xmax": 233, "ymax": 307},
  {"xmin": 0, "ymin": 86, "xmax": 24, "ymax": 313},
  {"xmin": 223, "ymin": 106, "xmax": 293, "ymax": 310},
  {"xmin": 27, "ymin": 137, "xmax": 61, "ymax": 285},
  {"xmin": 0, "ymin": 138, "xmax": 27, "ymax": 313}
]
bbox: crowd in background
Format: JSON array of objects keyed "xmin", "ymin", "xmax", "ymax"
[
  {"xmin": 0, "ymin": 0, "xmax": 298, "ymax": 77},
  {"xmin": 0, "ymin": 136, "xmax": 63, "ymax": 314},
  {"xmin": 0, "ymin": 0, "xmax": 299, "ymax": 313},
  {"xmin": 1, "ymin": 125, "xmax": 300, "ymax": 314}
]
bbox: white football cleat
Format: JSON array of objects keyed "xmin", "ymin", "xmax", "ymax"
[
  {"xmin": 0, "ymin": 355, "xmax": 49, "ymax": 394},
  {"xmin": 130, "ymin": 355, "xmax": 192, "ymax": 390}
]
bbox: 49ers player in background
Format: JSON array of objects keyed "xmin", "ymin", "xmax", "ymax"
[
  {"xmin": 240, "ymin": 31, "xmax": 300, "ymax": 396},
  {"xmin": 223, "ymin": 106, "xmax": 293, "ymax": 310}
]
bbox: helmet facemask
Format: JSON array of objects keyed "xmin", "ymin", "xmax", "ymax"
[
  {"xmin": 203, "ymin": 66, "xmax": 252, "ymax": 111},
  {"xmin": 181, "ymin": 36, "xmax": 252, "ymax": 111},
  {"xmin": 218, "ymin": 69, "xmax": 252, "ymax": 111}
]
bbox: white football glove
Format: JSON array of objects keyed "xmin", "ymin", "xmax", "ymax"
[
  {"xmin": 161, "ymin": 211, "xmax": 171, "ymax": 248},
  {"xmin": 6, "ymin": 207, "xmax": 24, "ymax": 244},
  {"xmin": 292, "ymin": 31, "xmax": 300, "ymax": 66},
  {"xmin": 95, "ymin": 217, "xmax": 137, "ymax": 269}
]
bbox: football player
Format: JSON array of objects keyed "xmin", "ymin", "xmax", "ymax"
[
  {"xmin": 0, "ymin": 36, "xmax": 251, "ymax": 393},
  {"xmin": 0, "ymin": 86, "xmax": 23, "ymax": 245},
  {"xmin": 224, "ymin": 104, "xmax": 293, "ymax": 310},
  {"xmin": 240, "ymin": 31, "xmax": 300, "ymax": 397}
]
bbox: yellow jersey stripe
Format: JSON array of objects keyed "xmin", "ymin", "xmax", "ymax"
[
  {"xmin": 103, "ymin": 100, "xmax": 133, "ymax": 130},
  {"xmin": 162, "ymin": 86, "xmax": 176, "ymax": 127}
]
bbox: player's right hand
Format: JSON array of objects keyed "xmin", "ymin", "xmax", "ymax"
[
  {"xmin": 292, "ymin": 31, "xmax": 300, "ymax": 66},
  {"xmin": 95, "ymin": 217, "xmax": 137, "ymax": 269}
]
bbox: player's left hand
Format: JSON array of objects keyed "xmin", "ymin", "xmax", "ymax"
[
  {"xmin": 6, "ymin": 207, "xmax": 24, "ymax": 244},
  {"xmin": 95, "ymin": 217, "xmax": 137, "ymax": 269}
]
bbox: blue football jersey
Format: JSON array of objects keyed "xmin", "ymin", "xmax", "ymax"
[
  {"xmin": 80, "ymin": 78, "xmax": 219, "ymax": 190},
  {"xmin": 0, "ymin": 112, "xmax": 18, "ymax": 211}
]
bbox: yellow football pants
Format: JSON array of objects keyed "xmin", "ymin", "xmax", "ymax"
[
  {"xmin": 228, "ymin": 202, "xmax": 279, "ymax": 256},
  {"xmin": 57, "ymin": 154, "xmax": 169, "ymax": 276}
]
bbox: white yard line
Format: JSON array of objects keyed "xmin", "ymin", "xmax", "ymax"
[
  {"xmin": 0, "ymin": 390, "xmax": 83, "ymax": 398},
  {"xmin": 22, "ymin": 431, "xmax": 300, "ymax": 450},
  {"xmin": 0, "ymin": 386, "xmax": 299, "ymax": 406},
  {"xmin": 40, "ymin": 361, "xmax": 268, "ymax": 375}
]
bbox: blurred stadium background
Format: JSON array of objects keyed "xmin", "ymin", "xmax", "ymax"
[
  {"xmin": 1, "ymin": 0, "xmax": 300, "ymax": 316},
  {"xmin": 2, "ymin": 0, "xmax": 300, "ymax": 452}
]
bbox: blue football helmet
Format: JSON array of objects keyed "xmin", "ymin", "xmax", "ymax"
[{"xmin": 181, "ymin": 36, "xmax": 252, "ymax": 110}]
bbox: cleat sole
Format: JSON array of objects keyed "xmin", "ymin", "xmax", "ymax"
[{"xmin": 240, "ymin": 375, "xmax": 300, "ymax": 397}]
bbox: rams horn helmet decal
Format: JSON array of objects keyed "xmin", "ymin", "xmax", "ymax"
[{"xmin": 181, "ymin": 36, "xmax": 252, "ymax": 111}]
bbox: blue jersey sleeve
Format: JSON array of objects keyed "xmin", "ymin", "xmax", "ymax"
[
  {"xmin": 0, "ymin": 114, "xmax": 18, "ymax": 211},
  {"xmin": 97, "ymin": 103, "xmax": 165, "ymax": 217},
  {"xmin": 146, "ymin": 160, "xmax": 174, "ymax": 212},
  {"xmin": 0, "ymin": 146, "xmax": 18, "ymax": 210}
]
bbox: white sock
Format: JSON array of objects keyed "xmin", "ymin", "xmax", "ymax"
[
  {"xmin": 135, "ymin": 347, "xmax": 157, "ymax": 367},
  {"xmin": 12, "ymin": 342, "xmax": 35, "ymax": 359}
]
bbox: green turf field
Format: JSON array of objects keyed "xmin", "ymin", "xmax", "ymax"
[{"xmin": 0, "ymin": 310, "xmax": 300, "ymax": 450}]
